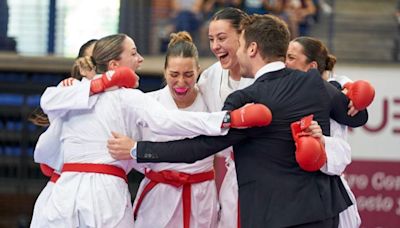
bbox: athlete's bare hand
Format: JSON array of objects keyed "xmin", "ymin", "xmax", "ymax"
[
  {"xmin": 303, "ymin": 120, "xmax": 325, "ymax": 146},
  {"xmin": 107, "ymin": 131, "xmax": 136, "ymax": 160}
]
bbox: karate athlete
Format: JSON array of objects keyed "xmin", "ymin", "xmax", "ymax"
[
  {"xmin": 129, "ymin": 31, "xmax": 221, "ymax": 228},
  {"xmin": 36, "ymin": 33, "xmax": 271, "ymax": 228},
  {"xmin": 286, "ymin": 36, "xmax": 375, "ymax": 227},
  {"xmin": 29, "ymin": 39, "xmax": 97, "ymax": 228},
  {"xmin": 197, "ymin": 8, "xmax": 252, "ymax": 228}
]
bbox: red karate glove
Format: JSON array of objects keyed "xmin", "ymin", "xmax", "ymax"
[
  {"xmin": 291, "ymin": 115, "xmax": 327, "ymax": 172},
  {"xmin": 229, "ymin": 103, "xmax": 272, "ymax": 128},
  {"xmin": 343, "ymin": 80, "xmax": 375, "ymax": 110},
  {"xmin": 90, "ymin": 67, "xmax": 138, "ymax": 94}
]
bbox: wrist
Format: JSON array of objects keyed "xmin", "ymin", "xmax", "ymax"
[
  {"xmin": 90, "ymin": 78, "xmax": 105, "ymax": 94},
  {"xmin": 221, "ymin": 111, "xmax": 231, "ymax": 128},
  {"xmin": 321, "ymin": 135, "xmax": 326, "ymax": 148}
]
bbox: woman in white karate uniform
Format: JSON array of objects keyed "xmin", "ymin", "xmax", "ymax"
[
  {"xmin": 35, "ymin": 33, "xmax": 230, "ymax": 228},
  {"xmin": 29, "ymin": 122, "xmax": 63, "ymax": 228},
  {"xmin": 197, "ymin": 8, "xmax": 252, "ymax": 228},
  {"xmin": 128, "ymin": 31, "xmax": 220, "ymax": 228},
  {"xmin": 30, "ymin": 39, "xmax": 97, "ymax": 228},
  {"xmin": 286, "ymin": 36, "xmax": 362, "ymax": 228}
]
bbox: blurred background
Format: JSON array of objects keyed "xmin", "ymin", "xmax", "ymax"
[{"xmin": 0, "ymin": 0, "xmax": 399, "ymax": 227}]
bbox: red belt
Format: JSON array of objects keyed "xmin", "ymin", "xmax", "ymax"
[
  {"xmin": 134, "ymin": 169, "xmax": 215, "ymax": 228},
  {"xmin": 49, "ymin": 172, "xmax": 60, "ymax": 183},
  {"xmin": 61, "ymin": 163, "xmax": 128, "ymax": 183}
]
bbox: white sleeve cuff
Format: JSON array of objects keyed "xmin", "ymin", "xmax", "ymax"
[
  {"xmin": 320, "ymin": 136, "xmax": 351, "ymax": 175},
  {"xmin": 130, "ymin": 142, "xmax": 138, "ymax": 159}
]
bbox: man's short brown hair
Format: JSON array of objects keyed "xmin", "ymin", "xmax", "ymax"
[{"xmin": 240, "ymin": 14, "xmax": 290, "ymax": 61}]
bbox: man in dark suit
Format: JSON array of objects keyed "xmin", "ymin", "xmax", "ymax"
[{"xmin": 111, "ymin": 14, "xmax": 367, "ymax": 227}]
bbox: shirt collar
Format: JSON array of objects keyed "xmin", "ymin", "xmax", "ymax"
[{"xmin": 254, "ymin": 61, "xmax": 286, "ymax": 80}]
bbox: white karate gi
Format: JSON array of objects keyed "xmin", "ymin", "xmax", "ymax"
[
  {"xmin": 324, "ymin": 119, "xmax": 361, "ymax": 228},
  {"xmin": 198, "ymin": 62, "xmax": 253, "ymax": 228},
  {"xmin": 30, "ymin": 122, "xmax": 62, "ymax": 228},
  {"xmin": 35, "ymin": 80, "xmax": 229, "ymax": 228},
  {"xmin": 31, "ymin": 79, "xmax": 75, "ymax": 228},
  {"xmin": 324, "ymin": 74, "xmax": 361, "ymax": 228},
  {"xmin": 132, "ymin": 86, "xmax": 219, "ymax": 228}
]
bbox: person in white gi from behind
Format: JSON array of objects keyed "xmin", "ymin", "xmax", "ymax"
[{"xmin": 29, "ymin": 39, "xmax": 97, "ymax": 228}]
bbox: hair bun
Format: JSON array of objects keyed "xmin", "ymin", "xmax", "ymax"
[{"xmin": 168, "ymin": 31, "xmax": 193, "ymax": 47}]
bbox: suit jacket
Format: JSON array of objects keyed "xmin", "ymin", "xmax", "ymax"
[{"xmin": 136, "ymin": 68, "xmax": 367, "ymax": 227}]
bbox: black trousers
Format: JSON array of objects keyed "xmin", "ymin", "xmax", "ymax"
[{"xmin": 287, "ymin": 215, "xmax": 339, "ymax": 228}]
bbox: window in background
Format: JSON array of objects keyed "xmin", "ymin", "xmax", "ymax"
[
  {"xmin": 56, "ymin": 0, "xmax": 120, "ymax": 57},
  {"xmin": 8, "ymin": 0, "xmax": 49, "ymax": 55},
  {"xmin": 8, "ymin": 0, "xmax": 120, "ymax": 57}
]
